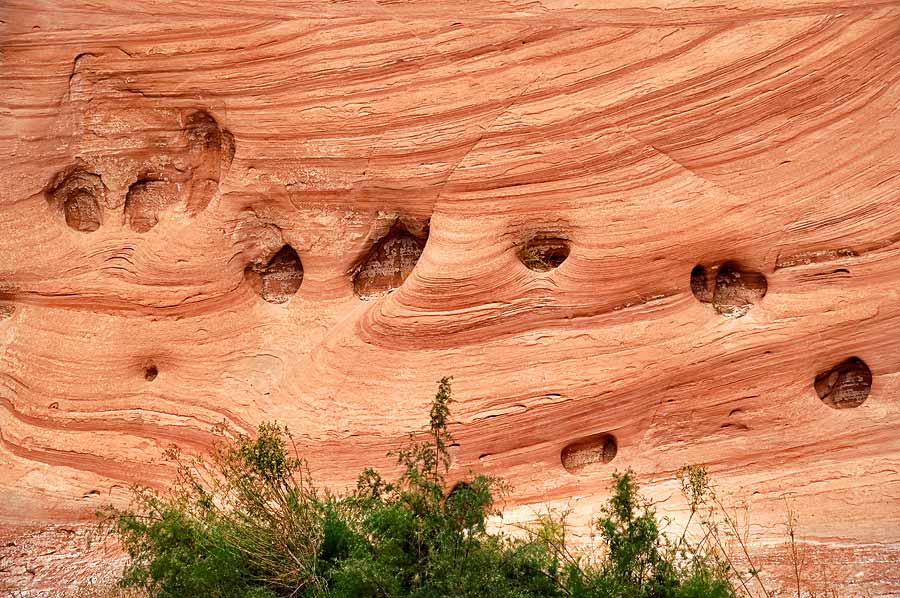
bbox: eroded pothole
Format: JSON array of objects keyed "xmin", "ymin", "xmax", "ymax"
[
  {"xmin": 561, "ymin": 433, "xmax": 617, "ymax": 474},
  {"xmin": 46, "ymin": 109, "xmax": 234, "ymax": 234},
  {"xmin": 46, "ymin": 167, "xmax": 104, "ymax": 232},
  {"xmin": 691, "ymin": 262, "xmax": 767, "ymax": 317},
  {"xmin": 246, "ymin": 245, "xmax": 304, "ymax": 304},
  {"xmin": 519, "ymin": 235, "xmax": 570, "ymax": 272},
  {"xmin": 353, "ymin": 222, "xmax": 427, "ymax": 299},
  {"xmin": 814, "ymin": 357, "xmax": 872, "ymax": 409}
]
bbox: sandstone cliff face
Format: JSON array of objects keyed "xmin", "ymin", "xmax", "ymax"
[{"xmin": 1, "ymin": 0, "xmax": 899, "ymax": 593}]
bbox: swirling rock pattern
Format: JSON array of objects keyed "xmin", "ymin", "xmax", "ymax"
[{"xmin": 1, "ymin": 0, "xmax": 899, "ymax": 593}]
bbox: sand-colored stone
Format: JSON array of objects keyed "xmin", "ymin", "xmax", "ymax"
[{"xmin": 1, "ymin": 0, "xmax": 899, "ymax": 593}]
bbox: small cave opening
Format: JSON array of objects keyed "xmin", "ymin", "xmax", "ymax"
[
  {"xmin": 561, "ymin": 433, "xmax": 617, "ymax": 474},
  {"xmin": 814, "ymin": 357, "xmax": 872, "ymax": 409},
  {"xmin": 144, "ymin": 364, "xmax": 158, "ymax": 382},
  {"xmin": 63, "ymin": 191, "xmax": 102, "ymax": 232},
  {"xmin": 518, "ymin": 235, "xmax": 570, "ymax": 272},
  {"xmin": 46, "ymin": 168, "xmax": 104, "ymax": 233},
  {"xmin": 353, "ymin": 222, "xmax": 428, "ymax": 299},
  {"xmin": 690, "ymin": 262, "xmax": 767, "ymax": 317},
  {"xmin": 690, "ymin": 265, "xmax": 712, "ymax": 303},
  {"xmin": 247, "ymin": 245, "xmax": 304, "ymax": 304}
]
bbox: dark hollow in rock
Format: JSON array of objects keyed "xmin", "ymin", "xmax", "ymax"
[
  {"xmin": 814, "ymin": 357, "xmax": 872, "ymax": 409},
  {"xmin": 690, "ymin": 262, "xmax": 767, "ymax": 317},
  {"xmin": 63, "ymin": 191, "xmax": 102, "ymax": 232},
  {"xmin": 46, "ymin": 168, "xmax": 104, "ymax": 232},
  {"xmin": 247, "ymin": 245, "xmax": 304, "ymax": 304},
  {"xmin": 561, "ymin": 433, "xmax": 617, "ymax": 474},
  {"xmin": 714, "ymin": 264, "xmax": 767, "ymax": 317},
  {"xmin": 353, "ymin": 223, "xmax": 427, "ymax": 299},
  {"xmin": 690, "ymin": 265, "xmax": 713, "ymax": 303},
  {"xmin": 144, "ymin": 365, "xmax": 158, "ymax": 382},
  {"xmin": 124, "ymin": 179, "xmax": 179, "ymax": 233},
  {"xmin": 519, "ymin": 235, "xmax": 570, "ymax": 272}
]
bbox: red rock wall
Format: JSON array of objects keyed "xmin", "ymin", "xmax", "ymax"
[{"xmin": 1, "ymin": 0, "xmax": 899, "ymax": 593}]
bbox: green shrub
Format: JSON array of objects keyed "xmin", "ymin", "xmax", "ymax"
[{"xmin": 101, "ymin": 378, "xmax": 738, "ymax": 598}]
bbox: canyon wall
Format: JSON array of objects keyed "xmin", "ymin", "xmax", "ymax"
[{"xmin": 1, "ymin": 0, "xmax": 899, "ymax": 593}]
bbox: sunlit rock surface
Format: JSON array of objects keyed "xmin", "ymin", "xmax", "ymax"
[{"xmin": 1, "ymin": 0, "xmax": 899, "ymax": 593}]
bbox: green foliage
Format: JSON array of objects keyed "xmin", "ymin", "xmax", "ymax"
[
  {"xmin": 679, "ymin": 465, "xmax": 711, "ymax": 514},
  {"xmin": 102, "ymin": 378, "xmax": 738, "ymax": 598},
  {"xmin": 518, "ymin": 246, "xmax": 553, "ymax": 271},
  {"xmin": 562, "ymin": 470, "xmax": 733, "ymax": 598}
]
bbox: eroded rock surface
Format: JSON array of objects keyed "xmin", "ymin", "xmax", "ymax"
[
  {"xmin": 46, "ymin": 108, "xmax": 233, "ymax": 235},
  {"xmin": 2, "ymin": 1, "xmax": 899, "ymax": 595}
]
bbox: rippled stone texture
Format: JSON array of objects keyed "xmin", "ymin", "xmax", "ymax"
[{"xmin": 2, "ymin": 1, "xmax": 899, "ymax": 594}]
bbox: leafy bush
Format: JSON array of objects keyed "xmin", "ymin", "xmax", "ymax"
[{"xmin": 101, "ymin": 378, "xmax": 738, "ymax": 598}]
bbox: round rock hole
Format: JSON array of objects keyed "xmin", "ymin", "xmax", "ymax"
[
  {"xmin": 690, "ymin": 262, "xmax": 767, "ymax": 317},
  {"xmin": 46, "ymin": 167, "xmax": 104, "ymax": 233},
  {"xmin": 561, "ymin": 433, "xmax": 617, "ymax": 474},
  {"xmin": 353, "ymin": 222, "xmax": 427, "ymax": 299},
  {"xmin": 247, "ymin": 245, "xmax": 304, "ymax": 304},
  {"xmin": 144, "ymin": 364, "xmax": 158, "ymax": 382},
  {"xmin": 519, "ymin": 235, "xmax": 570, "ymax": 272},
  {"xmin": 814, "ymin": 357, "xmax": 872, "ymax": 409}
]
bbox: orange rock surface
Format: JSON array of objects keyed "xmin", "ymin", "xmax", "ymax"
[{"xmin": 1, "ymin": 0, "xmax": 899, "ymax": 593}]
